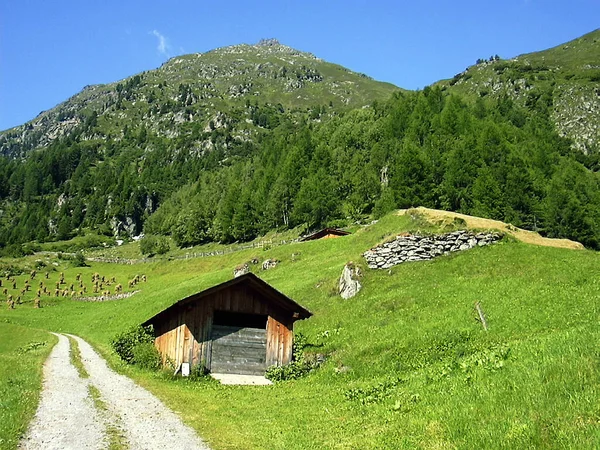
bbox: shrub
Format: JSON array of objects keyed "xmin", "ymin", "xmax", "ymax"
[
  {"xmin": 344, "ymin": 378, "xmax": 404, "ymax": 405},
  {"xmin": 73, "ymin": 252, "xmax": 88, "ymax": 267},
  {"xmin": 265, "ymin": 360, "xmax": 314, "ymax": 382},
  {"xmin": 111, "ymin": 325, "xmax": 155, "ymax": 364},
  {"xmin": 265, "ymin": 332, "xmax": 322, "ymax": 382},
  {"xmin": 189, "ymin": 361, "xmax": 210, "ymax": 380},
  {"xmin": 0, "ymin": 264, "xmax": 24, "ymax": 277},
  {"xmin": 131, "ymin": 342, "xmax": 162, "ymax": 370},
  {"xmin": 140, "ymin": 234, "xmax": 170, "ymax": 256},
  {"xmin": 22, "ymin": 243, "xmax": 41, "ymax": 254}
]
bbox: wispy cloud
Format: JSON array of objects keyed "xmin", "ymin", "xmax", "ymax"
[{"xmin": 151, "ymin": 30, "xmax": 170, "ymax": 56}]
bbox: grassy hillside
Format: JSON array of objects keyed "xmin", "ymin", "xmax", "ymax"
[{"xmin": 0, "ymin": 211, "xmax": 598, "ymax": 448}]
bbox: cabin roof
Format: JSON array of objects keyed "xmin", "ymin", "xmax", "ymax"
[
  {"xmin": 142, "ymin": 273, "xmax": 312, "ymax": 326},
  {"xmin": 300, "ymin": 228, "xmax": 351, "ymax": 241}
]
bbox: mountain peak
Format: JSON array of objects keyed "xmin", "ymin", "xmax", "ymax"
[{"xmin": 256, "ymin": 38, "xmax": 281, "ymax": 47}]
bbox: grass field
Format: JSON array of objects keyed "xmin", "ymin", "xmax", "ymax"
[
  {"xmin": 0, "ymin": 323, "xmax": 56, "ymax": 449},
  {"xmin": 0, "ymin": 212, "xmax": 599, "ymax": 448}
]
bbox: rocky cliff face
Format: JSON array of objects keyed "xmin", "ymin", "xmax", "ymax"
[{"xmin": 442, "ymin": 29, "xmax": 600, "ymax": 154}]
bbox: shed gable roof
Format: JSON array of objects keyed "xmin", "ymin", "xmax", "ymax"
[
  {"xmin": 300, "ymin": 228, "xmax": 351, "ymax": 241},
  {"xmin": 142, "ymin": 273, "xmax": 312, "ymax": 326}
]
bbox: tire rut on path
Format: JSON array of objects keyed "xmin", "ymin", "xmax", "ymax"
[
  {"xmin": 20, "ymin": 333, "xmax": 106, "ymax": 450},
  {"xmin": 70, "ymin": 334, "xmax": 209, "ymax": 450}
]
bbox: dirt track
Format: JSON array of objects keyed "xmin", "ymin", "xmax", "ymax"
[{"xmin": 20, "ymin": 334, "xmax": 209, "ymax": 450}]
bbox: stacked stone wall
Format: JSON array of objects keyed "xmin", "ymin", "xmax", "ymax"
[{"xmin": 364, "ymin": 230, "xmax": 502, "ymax": 269}]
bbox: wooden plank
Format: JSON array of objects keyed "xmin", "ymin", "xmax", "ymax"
[
  {"xmin": 223, "ymin": 290, "xmax": 231, "ymax": 312},
  {"xmin": 210, "ymin": 351, "xmax": 266, "ymax": 362},
  {"xmin": 176, "ymin": 312, "xmax": 184, "ymax": 367},
  {"xmin": 183, "ymin": 323, "xmax": 192, "ymax": 364},
  {"xmin": 205, "ymin": 309, "xmax": 213, "ymax": 370},
  {"xmin": 266, "ymin": 316, "xmax": 277, "ymax": 367},
  {"xmin": 210, "ymin": 324, "xmax": 267, "ymax": 375},
  {"xmin": 210, "ymin": 362, "xmax": 266, "ymax": 376}
]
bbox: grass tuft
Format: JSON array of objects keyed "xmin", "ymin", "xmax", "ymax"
[{"xmin": 68, "ymin": 336, "xmax": 89, "ymax": 379}]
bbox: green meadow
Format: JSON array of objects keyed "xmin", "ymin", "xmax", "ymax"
[{"xmin": 0, "ymin": 212, "xmax": 599, "ymax": 449}]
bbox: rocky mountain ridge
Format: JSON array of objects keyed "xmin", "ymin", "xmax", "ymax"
[
  {"xmin": 0, "ymin": 39, "xmax": 397, "ymax": 158},
  {"xmin": 441, "ymin": 29, "xmax": 600, "ymax": 154}
]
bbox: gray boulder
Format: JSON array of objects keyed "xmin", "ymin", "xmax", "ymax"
[
  {"xmin": 262, "ymin": 259, "xmax": 280, "ymax": 270},
  {"xmin": 339, "ymin": 262, "xmax": 362, "ymax": 299}
]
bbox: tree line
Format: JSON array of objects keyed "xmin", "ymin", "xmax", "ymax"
[{"xmin": 0, "ymin": 86, "xmax": 598, "ymax": 254}]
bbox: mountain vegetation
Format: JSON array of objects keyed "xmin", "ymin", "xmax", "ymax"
[
  {"xmin": 0, "ymin": 35, "xmax": 598, "ymax": 255},
  {"xmin": 441, "ymin": 28, "xmax": 600, "ymax": 155}
]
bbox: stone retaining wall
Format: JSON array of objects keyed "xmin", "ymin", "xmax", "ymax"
[
  {"xmin": 73, "ymin": 290, "xmax": 140, "ymax": 302},
  {"xmin": 364, "ymin": 230, "xmax": 502, "ymax": 269}
]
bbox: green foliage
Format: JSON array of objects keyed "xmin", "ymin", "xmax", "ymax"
[
  {"xmin": 111, "ymin": 325, "xmax": 155, "ymax": 364},
  {"xmin": 345, "ymin": 377, "xmax": 404, "ymax": 405},
  {"xmin": 73, "ymin": 252, "xmax": 88, "ymax": 267},
  {"xmin": 39, "ymin": 234, "xmax": 115, "ymax": 253},
  {"xmin": 139, "ymin": 234, "xmax": 170, "ymax": 256},
  {"xmin": 265, "ymin": 360, "xmax": 315, "ymax": 382},
  {"xmin": 131, "ymin": 342, "xmax": 162, "ymax": 370},
  {"xmin": 265, "ymin": 332, "xmax": 320, "ymax": 382},
  {"xmin": 15, "ymin": 341, "xmax": 47, "ymax": 354},
  {"xmin": 0, "ymin": 324, "xmax": 55, "ymax": 450},
  {"xmin": 0, "ymin": 212, "xmax": 598, "ymax": 448},
  {"xmin": 1, "ymin": 33, "xmax": 600, "ymax": 255},
  {"xmin": 188, "ymin": 361, "xmax": 210, "ymax": 380}
]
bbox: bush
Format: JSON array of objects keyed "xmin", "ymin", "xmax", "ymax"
[
  {"xmin": 265, "ymin": 332, "xmax": 322, "ymax": 382},
  {"xmin": 131, "ymin": 342, "xmax": 162, "ymax": 370},
  {"xmin": 73, "ymin": 252, "xmax": 88, "ymax": 267},
  {"xmin": 111, "ymin": 325, "xmax": 155, "ymax": 364},
  {"xmin": 140, "ymin": 234, "xmax": 170, "ymax": 256},
  {"xmin": 0, "ymin": 244, "xmax": 27, "ymax": 258},
  {"xmin": 189, "ymin": 362, "xmax": 210, "ymax": 380},
  {"xmin": 22, "ymin": 243, "xmax": 41, "ymax": 254}
]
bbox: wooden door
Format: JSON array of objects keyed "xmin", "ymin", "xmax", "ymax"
[{"xmin": 210, "ymin": 325, "xmax": 267, "ymax": 375}]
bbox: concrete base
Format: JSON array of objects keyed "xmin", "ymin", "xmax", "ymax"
[{"xmin": 210, "ymin": 373, "xmax": 273, "ymax": 386}]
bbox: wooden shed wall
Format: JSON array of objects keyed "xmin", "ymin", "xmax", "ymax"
[{"xmin": 153, "ymin": 285, "xmax": 294, "ymax": 371}]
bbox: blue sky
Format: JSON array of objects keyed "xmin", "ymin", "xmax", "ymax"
[{"xmin": 1, "ymin": 0, "xmax": 598, "ymax": 131}]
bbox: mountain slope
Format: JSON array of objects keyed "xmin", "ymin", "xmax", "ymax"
[
  {"xmin": 0, "ymin": 211, "xmax": 598, "ymax": 448},
  {"xmin": 0, "ymin": 39, "xmax": 397, "ymax": 158},
  {"xmin": 0, "ymin": 34, "xmax": 599, "ymax": 252},
  {"xmin": 440, "ymin": 29, "xmax": 600, "ymax": 154}
]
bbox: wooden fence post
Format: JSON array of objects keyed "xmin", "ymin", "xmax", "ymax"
[{"xmin": 475, "ymin": 302, "xmax": 488, "ymax": 331}]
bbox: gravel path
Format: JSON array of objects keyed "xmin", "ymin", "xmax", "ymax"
[
  {"xmin": 71, "ymin": 335, "xmax": 209, "ymax": 450},
  {"xmin": 21, "ymin": 333, "xmax": 209, "ymax": 450},
  {"xmin": 20, "ymin": 333, "xmax": 105, "ymax": 450}
]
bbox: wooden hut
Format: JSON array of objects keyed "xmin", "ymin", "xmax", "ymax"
[
  {"xmin": 142, "ymin": 273, "xmax": 312, "ymax": 376},
  {"xmin": 300, "ymin": 227, "xmax": 350, "ymax": 242}
]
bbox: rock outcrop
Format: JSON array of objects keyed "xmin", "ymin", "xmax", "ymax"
[
  {"xmin": 262, "ymin": 259, "xmax": 279, "ymax": 270},
  {"xmin": 233, "ymin": 263, "xmax": 250, "ymax": 278},
  {"xmin": 339, "ymin": 262, "xmax": 362, "ymax": 299},
  {"xmin": 364, "ymin": 230, "xmax": 502, "ymax": 270}
]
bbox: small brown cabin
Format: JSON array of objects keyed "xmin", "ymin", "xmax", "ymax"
[
  {"xmin": 142, "ymin": 273, "xmax": 312, "ymax": 376},
  {"xmin": 300, "ymin": 228, "xmax": 351, "ymax": 242}
]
